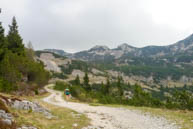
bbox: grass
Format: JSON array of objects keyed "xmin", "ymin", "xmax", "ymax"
[
  {"xmin": 11, "ymin": 101, "xmax": 90, "ymax": 129},
  {"xmin": 0, "ymin": 87, "xmax": 90, "ymax": 129},
  {"xmin": 89, "ymin": 103, "xmax": 103, "ymax": 106}
]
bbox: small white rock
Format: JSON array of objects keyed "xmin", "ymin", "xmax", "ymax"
[{"xmin": 73, "ymin": 123, "xmax": 78, "ymax": 127}]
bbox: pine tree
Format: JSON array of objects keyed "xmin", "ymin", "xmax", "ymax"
[
  {"xmin": 0, "ymin": 20, "xmax": 6, "ymax": 60},
  {"xmin": 0, "ymin": 22, "xmax": 5, "ymax": 47},
  {"xmin": 0, "ymin": 52, "xmax": 21, "ymax": 85},
  {"xmin": 7, "ymin": 16, "xmax": 24, "ymax": 55},
  {"xmin": 83, "ymin": 72, "xmax": 91, "ymax": 91},
  {"xmin": 105, "ymin": 78, "xmax": 110, "ymax": 95},
  {"xmin": 117, "ymin": 76, "xmax": 123, "ymax": 96},
  {"xmin": 102, "ymin": 78, "xmax": 110, "ymax": 95},
  {"xmin": 0, "ymin": 9, "xmax": 6, "ymax": 60},
  {"xmin": 101, "ymin": 81, "xmax": 105, "ymax": 94},
  {"xmin": 75, "ymin": 75, "xmax": 80, "ymax": 85}
]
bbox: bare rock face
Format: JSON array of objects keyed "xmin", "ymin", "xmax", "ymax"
[{"xmin": 39, "ymin": 53, "xmax": 61, "ymax": 73}]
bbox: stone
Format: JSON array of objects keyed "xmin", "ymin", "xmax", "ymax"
[
  {"xmin": 0, "ymin": 109, "xmax": 13, "ymax": 121},
  {"xmin": 18, "ymin": 126, "xmax": 37, "ymax": 129},
  {"xmin": 2, "ymin": 119, "xmax": 12, "ymax": 125},
  {"xmin": 73, "ymin": 123, "xmax": 78, "ymax": 127},
  {"xmin": 0, "ymin": 109, "xmax": 5, "ymax": 114}
]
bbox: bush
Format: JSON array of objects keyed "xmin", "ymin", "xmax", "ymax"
[
  {"xmin": 54, "ymin": 81, "xmax": 69, "ymax": 91},
  {"xmin": 34, "ymin": 89, "xmax": 39, "ymax": 95},
  {"xmin": 0, "ymin": 78, "xmax": 15, "ymax": 93},
  {"xmin": 51, "ymin": 72, "xmax": 68, "ymax": 79},
  {"xmin": 69, "ymin": 85, "xmax": 93, "ymax": 102},
  {"xmin": 165, "ymin": 90, "xmax": 193, "ymax": 110}
]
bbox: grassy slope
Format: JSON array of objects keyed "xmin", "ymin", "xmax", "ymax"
[
  {"xmin": 12, "ymin": 102, "xmax": 89, "ymax": 129},
  {"xmin": 0, "ymin": 92, "xmax": 90, "ymax": 129}
]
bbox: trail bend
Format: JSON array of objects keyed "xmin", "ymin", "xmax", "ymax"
[{"xmin": 43, "ymin": 85, "xmax": 179, "ymax": 129}]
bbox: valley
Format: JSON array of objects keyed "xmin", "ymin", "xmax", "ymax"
[
  {"xmin": 38, "ymin": 34, "xmax": 193, "ymax": 100},
  {"xmin": 1, "ymin": 3, "xmax": 193, "ymax": 129}
]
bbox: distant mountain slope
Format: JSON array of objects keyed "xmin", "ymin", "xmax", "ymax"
[
  {"xmin": 44, "ymin": 34, "xmax": 193, "ymax": 60},
  {"xmin": 42, "ymin": 33, "xmax": 193, "ymax": 83},
  {"xmin": 44, "ymin": 49, "xmax": 72, "ymax": 57},
  {"xmin": 72, "ymin": 33, "xmax": 193, "ymax": 60}
]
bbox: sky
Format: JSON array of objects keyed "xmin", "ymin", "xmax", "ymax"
[{"xmin": 0, "ymin": 0, "xmax": 193, "ymax": 53}]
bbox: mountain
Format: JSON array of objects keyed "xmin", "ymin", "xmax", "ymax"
[
  {"xmin": 44, "ymin": 49, "xmax": 72, "ymax": 57},
  {"xmin": 42, "ymin": 34, "xmax": 193, "ymax": 84},
  {"xmin": 72, "ymin": 34, "xmax": 193, "ymax": 60}
]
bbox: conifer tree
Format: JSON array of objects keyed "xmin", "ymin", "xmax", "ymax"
[
  {"xmin": 0, "ymin": 22, "xmax": 5, "ymax": 47},
  {"xmin": 101, "ymin": 81, "xmax": 105, "ymax": 93},
  {"xmin": 117, "ymin": 76, "xmax": 123, "ymax": 96},
  {"xmin": 7, "ymin": 16, "xmax": 24, "ymax": 55},
  {"xmin": 102, "ymin": 78, "xmax": 110, "ymax": 95},
  {"xmin": 104, "ymin": 78, "xmax": 110, "ymax": 95},
  {"xmin": 0, "ymin": 11, "xmax": 6, "ymax": 60},
  {"xmin": 83, "ymin": 72, "xmax": 91, "ymax": 91},
  {"xmin": 75, "ymin": 75, "xmax": 80, "ymax": 85}
]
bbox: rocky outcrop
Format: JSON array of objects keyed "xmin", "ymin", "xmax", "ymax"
[
  {"xmin": 0, "ymin": 94, "xmax": 54, "ymax": 129},
  {"xmin": 11, "ymin": 100, "xmax": 54, "ymax": 119},
  {"xmin": 0, "ymin": 109, "xmax": 14, "ymax": 126}
]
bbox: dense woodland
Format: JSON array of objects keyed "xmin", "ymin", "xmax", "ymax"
[{"xmin": 0, "ymin": 15, "xmax": 50, "ymax": 93}]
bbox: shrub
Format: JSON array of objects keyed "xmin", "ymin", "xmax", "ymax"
[
  {"xmin": 165, "ymin": 90, "xmax": 193, "ymax": 110},
  {"xmin": 54, "ymin": 81, "xmax": 69, "ymax": 91},
  {"xmin": 0, "ymin": 78, "xmax": 14, "ymax": 93}
]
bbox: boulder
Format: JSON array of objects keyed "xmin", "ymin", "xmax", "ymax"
[
  {"xmin": 11, "ymin": 100, "xmax": 54, "ymax": 119},
  {"xmin": 0, "ymin": 109, "xmax": 14, "ymax": 126}
]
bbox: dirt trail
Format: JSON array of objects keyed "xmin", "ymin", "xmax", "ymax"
[{"xmin": 43, "ymin": 85, "xmax": 179, "ymax": 129}]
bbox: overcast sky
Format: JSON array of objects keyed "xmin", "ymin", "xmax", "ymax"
[{"xmin": 1, "ymin": 0, "xmax": 193, "ymax": 53}]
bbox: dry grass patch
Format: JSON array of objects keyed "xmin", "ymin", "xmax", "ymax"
[{"xmin": 12, "ymin": 101, "xmax": 90, "ymax": 129}]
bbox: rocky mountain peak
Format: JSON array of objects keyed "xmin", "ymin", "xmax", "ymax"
[
  {"xmin": 117, "ymin": 43, "xmax": 136, "ymax": 52},
  {"xmin": 89, "ymin": 45, "xmax": 110, "ymax": 51},
  {"xmin": 43, "ymin": 49, "xmax": 72, "ymax": 57},
  {"xmin": 169, "ymin": 33, "xmax": 193, "ymax": 52}
]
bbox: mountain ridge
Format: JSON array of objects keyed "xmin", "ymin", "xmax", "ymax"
[
  {"xmin": 44, "ymin": 33, "xmax": 193, "ymax": 60},
  {"xmin": 41, "ymin": 33, "xmax": 193, "ymax": 83}
]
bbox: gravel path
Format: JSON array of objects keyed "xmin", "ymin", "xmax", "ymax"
[{"xmin": 43, "ymin": 86, "xmax": 179, "ymax": 129}]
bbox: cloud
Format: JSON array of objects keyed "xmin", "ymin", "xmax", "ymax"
[{"xmin": 0, "ymin": 0, "xmax": 193, "ymax": 53}]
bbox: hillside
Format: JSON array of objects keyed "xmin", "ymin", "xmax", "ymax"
[
  {"xmin": 0, "ymin": 17, "xmax": 50, "ymax": 95},
  {"xmin": 43, "ymin": 34, "xmax": 193, "ymax": 89}
]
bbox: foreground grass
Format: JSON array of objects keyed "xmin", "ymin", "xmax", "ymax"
[
  {"xmin": 0, "ymin": 91, "xmax": 90, "ymax": 129},
  {"xmin": 11, "ymin": 101, "xmax": 90, "ymax": 129}
]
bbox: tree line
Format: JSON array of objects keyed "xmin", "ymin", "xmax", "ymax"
[
  {"xmin": 0, "ymin": 13, "xmax": 50, "ymax": 93},
  {"xmin": 54, "ymin": 72, "xmax": 193, "ymax": 111}
]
